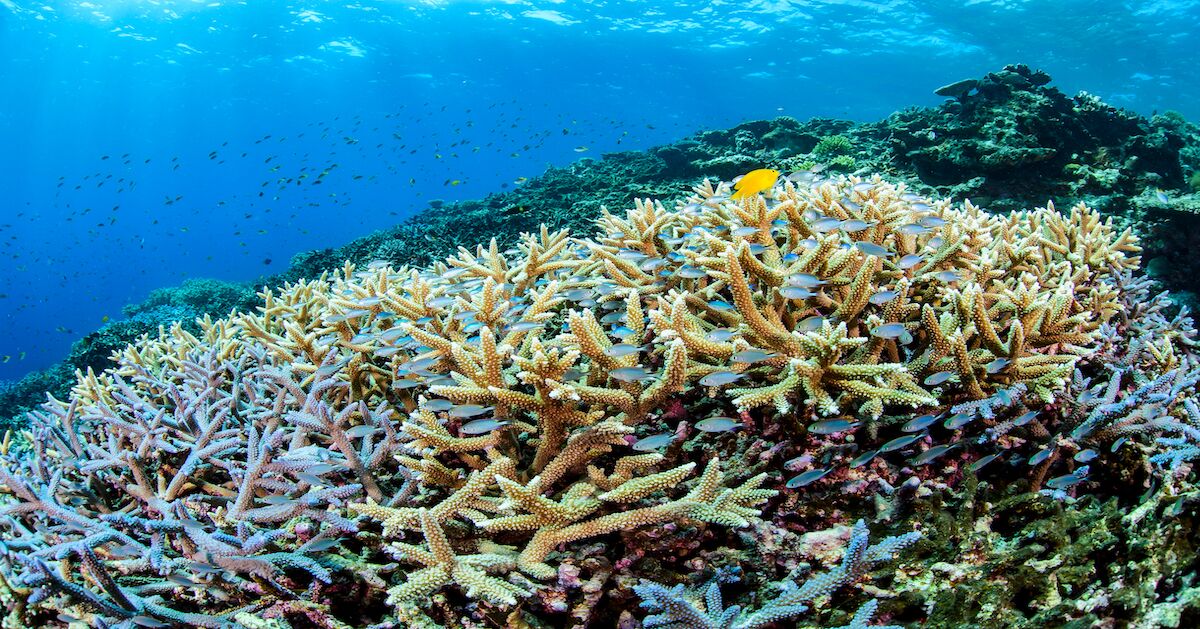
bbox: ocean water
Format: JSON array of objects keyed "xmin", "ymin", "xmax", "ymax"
[{"xmin": 1, "ymin": 0, "xmax": 1197, "ymax": 382}]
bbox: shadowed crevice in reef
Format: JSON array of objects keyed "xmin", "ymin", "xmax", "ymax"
[{"xmin": 3, "ymin": 63, "xmax": 1198, "ymax": 428}]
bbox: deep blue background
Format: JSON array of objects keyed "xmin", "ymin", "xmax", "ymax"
[{"xmin": 1, "ymin": 0, "xmax": 1197, "ymax": 381}]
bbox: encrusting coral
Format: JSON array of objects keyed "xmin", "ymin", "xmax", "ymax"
[{"xmin": 0, "ymin": 169, "xmax": 1170, "ymax": 627}]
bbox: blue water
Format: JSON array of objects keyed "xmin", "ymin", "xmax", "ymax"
[{"xmin": 1, "ymin": 0, "xmax": 1197, "ymax": 381}]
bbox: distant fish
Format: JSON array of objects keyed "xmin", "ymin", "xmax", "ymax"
[
  {"xmin": 731, "ymin": 349, "xmax": 773, "ymax": 363},
  {"xmin": 781, "ymin": 286, "xmax": 815, "ymax": 299},
  {"xmin": 855, "ymin": 241, "xmax": 892, "ymax": 258},
  {"xmin": 909, "ymin": 443, "xmax": 956, "ymax": 466},
  {"xmin": 797, "ymin": 315, "xmax": 826, "ymax": 333},
  {"xmin": 869, "ymin": 289, "xmax": 898, "ymax": 305},
  {"xmin": 700, "ymin": 371, "xmax": 745, "ymax": 386},
  {"xmin": 610, "ymin": 366, "xmax": 655, "ymax": 382},
  {"xmin": 923, "ymin": 371, "xmax": 955, "ymax": 386},
  {"xmin": 786, "ymin": 468, "xmax": 830, "ymax": 488},
  {"xmin": 695, "ymin": 416, "xmax": 741, "ymax": 432},
  {"xmin": 902, "ymin": 414, "xmax": 938, "ymax": 432},
  {"xmin": 871, "ymin": 322, "xmax": 908, "ymax": 339},
  {"xmin": 898, "ymin": 254, "xmax": 925, "ymax": 269},
  {"xmin": 633, "ymin": 432, "xmax": 675, "ymax": 451},
  {"xmin": 731, "ymin": 168, "xmax": 780, "ymax": 200},
  {"xmin": 880, "ymin": 433, "xmax": 923, "ymax": 452},
  {"xmin": 849, "ymin": 449, "xmax": 878, "ymax": 468},
  {"xmin": 461, "ymin": 419, "xmax": 508, "ymax": 434},
  {"xmin": 985, "ymin": 358, "xmax": 1012, "ymax": 374},
  {"xmin": 968, "ymin": 453, "xmax": 1000, "ymax": 472},
  {"xmin": 809, "ymin": 418, "xmax": 859, "ymax": 435}
]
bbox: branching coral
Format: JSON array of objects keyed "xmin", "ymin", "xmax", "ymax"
[
  {"xmin": 634, "ymin": 519, "xmax": 918, "ymax": 629},
  {"xmin": 0, "ymin": 170, "xmax": 1154, "ymax": 627}
]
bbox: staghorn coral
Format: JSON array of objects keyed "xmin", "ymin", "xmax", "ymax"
[
  {"xmin": 634, "ymin": 519, "xmax": 918, "ymax": 629},
  {"xmin": 0, "ymin": 169, "xmax": 1163, "ymax": 627}
]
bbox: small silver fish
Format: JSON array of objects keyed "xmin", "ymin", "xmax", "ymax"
[
  {"xmin": 303, "ymin": 538, "xmax": 343, "ymax": 552},
  {"xmin": 695, "ymin": 417, "xmax": 741, "ymax": 432},
  {"xmin": 787, "ymin": 273, "xmax": 824, "ymax": 288},
  {"xmin": 731, "ymin": 350, "xmax": 773, "ymax": 363},
  {"xmin": 393, "ymin": 377, "xmax": 422, "ymax": 390},
  {"xmin": 1012, "ymin": 410, "xmax": 1038, "ymax": 426},
  {"xmin": 898, "ymin": 254, "xmax": 925, "ymax": 269},
  {"xmin": 633, "ymin": 433, "xmax": 675, "ymax": 451},
  {"xmin": 871, "ymin": 322, "xmax": 908, "ymax": 339},
  {"xmin": 401, "ymin": 357, "xmax": 439, "ymax": 371},
  {"xmin": 700, "ymin": 371, "xmax": 745, "ymax": 386},
  {"xmin": 812, "ymin": 217, "xmax": 843, "ymax": 232},
  {"xmin": 449, "ymin": 404, "xmax": 491, "ymax": 418},
  {"xmin": 985, "ymin": 358, "xmax": 1012, "ymax": 374},
  {"xmin": 345, "ymin": 425, "xmax": 378, "ymax": 439},
  {"xmin": 1028, "ymin": 448, "xmax": 1053, "ymax": 466},
  {"xmin": 424, "ymin": 399, "xmax": 455, "ymax": 412},
  {"xmin": 849, "ymin": 449, "xmax": 878, "ymax": 468},
  {"xmin": 869, "ymin": 289, "xmax": 898, "ymax": 305},
  {"xmin": 909, "ymin": 444, "xmax": 956, "ymax": 466},
  {"xmin": 1045, "ymin": 471, "xmax": 1085, "ymax": 490},
  {"xmin": 902, "ymin": 414, "xmax": 938, "ymax": 432},
  {"xmin": 611, "ymin": 367, "xmax": 655, "ymax": 382},
  {"xmin": 605, "ymin": 343, "xmax": 643, "ymax": 358},
  {"xmin": 786, "ymin": 468, "xmax": 830, "ymax": 488},
  {"xmin": 797, "ymin": 315, "xmax": 826, "ymax": 333},
  {"xmin": 943, "ymin": 413, "xmax": 973, "ymax": 429},
  {"xmin": 923, "ymin": 371, "xmax": 955, "ymax": 386},
  {"xmin": 706, "ymin": 329, "xmax": 736, "ymax": 342},
  {"xmin": 809, "ymin": 419, "xmax": 859, "ymax": 435},
  {"xmin": 880, "ymin": 433, "xmax": 923, "ymax": 452},
  {"xmin": 968, "ymin": 453, "xmax": 1000, "ymax": 472},
  {"xmin": 855, "ymin": 242, "xmax": 892, "ymax": 257},
  {"xmin": 896, "ymin": 223, "xmax": 932, "ymax": 236},
  {"xmin": 840, "ymin": 219, "xmax": 875, "ymax": 232},
  {"xmin": 600, "ymin": 312, "xmax": 627, "ymax": 324},
  {"xmin": 733, "ymin": 226, "xmax": 760, "ymax": 237},
  {"xmin": 780, "ymin": 286, "xmax": 815, "ymax": 299},
  {"xmin": 461, "ymin": 419, "xmax": 509, "ymax": 434}
]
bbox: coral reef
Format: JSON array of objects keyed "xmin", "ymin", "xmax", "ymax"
[
  {"xmin": 4, "ymin": 167, "xmax": 1198, "ymax": 628},
  {"xmin": 6, "ymin": 65, "xmax": 1200, "ymax": 430}
]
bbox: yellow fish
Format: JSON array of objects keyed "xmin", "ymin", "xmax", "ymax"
[{"xmin": 731, "ymin": 168, "xmax": 780, "ymax": 200}]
